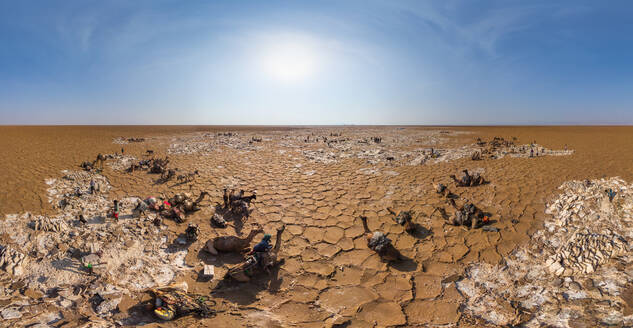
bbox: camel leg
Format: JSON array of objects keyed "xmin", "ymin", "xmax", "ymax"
[{"xmin": 360, "ymin": 216, "xmax": 371, "ymax": 234}]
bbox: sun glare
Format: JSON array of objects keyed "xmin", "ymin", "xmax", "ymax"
[{"xmin": 260, "ymin": 41, "xmax": 318, "ymax": 83}]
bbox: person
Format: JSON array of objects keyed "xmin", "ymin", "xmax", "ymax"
[
  {"xmin": 253, "ymin": 234, "xmax": 272, "ymax": 253},
  {"xmin": 251, "ymin": 234, "xmax": 272, "ymax": 266},
  {"xmin": 606, "ymin": 188, "xmax": 616, "ymax": 202},
  {"xmin": 90, "ymin": 178, "xmax": 96, "ymax": 194},
  {"xmin": 112, "ymin": 200, "xmax": 120, "ymax": 220},
  {"xmin": 84, "ymin": 263, "xmax": 94, "ymax": 275},
  {"xmin": 121, "ymin": 147, "xmax": 124, "ymax": 154}
]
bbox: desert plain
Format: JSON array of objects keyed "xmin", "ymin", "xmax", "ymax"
[{"xmin": 1, "ymin": 125, "xmax": 633, "ymax": 327}]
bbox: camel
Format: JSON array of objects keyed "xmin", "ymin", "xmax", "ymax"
[
  {"xmin": 435, "ymin": 183, "xmax": 453, "ymax": 198},
  {"xmin": 80, "ymin": 161, "xmax": 94, "ymax": 171},
  {"xmin": 161, "ymin": 169, "xmax": 176, "ymax": 182},
  {"xmin": 227, "ymin": 190, "xmax": 256, "ymax": 218},
  {"xmin": 224, "ymin": 225, "xmax": 285, "ymax": 282},
  {"xmin": 450, "ymin": 169, "xmax": 486, "ymax": 187},
  {"xmin": 94, "ymin": 153, "xmax": 106, "ymax": 170},
  {"xmin": 436, "ymin": 199, "xmax": 486, "ymax": 229},
  {"xmin": 168, "ymin": 191, "xmax": 208, "ymax": 213},
  {"xmin": 205, "ymin": 224, "xmax": 264, "ymax": 255},
  {"xmin": 360, "ymin": 216, "xmax": 402, "ymax": 262},
  {"xmin": 181, "ymin": 191, "xmax": 209, "ymax": 212},
  {"xmin": 177, "ymin": 170, "xmax": 199, "ymax": 183},
  {"xmin": 150, "ymin": 157, "xmax": 170, "ymax": 174},
  {"xmin": 386, "ymin": 208, "xmax": 416, "ymax": 234},
  {"xmin": 127, "ymin": 162, "xmax": 141, "ymax": 173},
  {"xmin": 161, "ymin": 206, "xmax": 185, "ymax": 223}
]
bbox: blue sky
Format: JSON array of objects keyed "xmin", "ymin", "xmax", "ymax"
[{"xmin": 1, "ymin": 0, "xmax": 632, "ymax": 125}]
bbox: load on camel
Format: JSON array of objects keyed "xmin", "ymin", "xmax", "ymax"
[
  {"xmin": 169, "ymin": 191, "xmax": 209, "ymax": 213},
  {"xmin": 360, "ymin": 216, "xmax": 403, "ymax": 262},
  {"xmin": 149, "ymin": 157, "xmax": 170, "ymax": 174},
  {"xmin": 386, "ymin": 208, "xmax": 416, "ymax": 234},
  {"xmin": 224, "ymin": 226, "xmax": 285, "ymax": 282},
  {"xmin": 162, "ymin": 191, "xmax": 209, "ymax": 223},
  {"xmin": 134, "ymin": 191, "xmax": 209, "ymax": 223},
  {"xmin": 450, "ymin": 169, "xmax": 487, "ymax": 187},
  {"xmin": 204, "ymin": 224, "xmax": 264, "ymax": 255},
  {"xmin": 435, "ymin": 198, "xmax": 488, "ymax": 229}
]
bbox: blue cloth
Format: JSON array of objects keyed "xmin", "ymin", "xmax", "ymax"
[{"xmin": 253, "ymin": 240, "xmax": 272, "ymax": 253}]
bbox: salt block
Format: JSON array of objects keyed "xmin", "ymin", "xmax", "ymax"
[{"xmin": 203, "ymin": 265, "xmax": 214, "ymax": 279}]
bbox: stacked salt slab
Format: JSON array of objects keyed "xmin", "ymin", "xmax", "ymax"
[
  {"xmin": 457, "ymin": 178, "xmax": 633, "ymax": 327},
  {"xmin": 0, "ymin": 170, "xmax": 189, "ymax": 323}
]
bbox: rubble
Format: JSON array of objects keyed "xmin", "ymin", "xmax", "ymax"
[
  {"xmin": 457, "ymin": 177, "xmax": 633, "ymax": 327},
  {"xmin": 0, "ymin": 169, "xmax": 190, "ymax": 322}
]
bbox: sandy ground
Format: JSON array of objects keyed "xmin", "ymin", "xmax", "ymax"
[{"xmin": 1, "ymin": 126, "xmax": 633, "ymax": 327}]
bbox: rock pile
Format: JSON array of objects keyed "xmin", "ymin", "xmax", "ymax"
[
  {"xmin": 107, "ymin": 155, "xmax": 137, "ymax": 171},
  {"xmin": 457, "ymin": 177, "xmax": 633, "ymax": 327},
  {"xmin": 0, "ymin": 246, "xmax": 27, "ymax": 276},
  {"xmin": 0, "ymin": 170, "xmax": 190, "ymax": 324},
  {"xmin": 29, "ymin": 216, "xmax": 68, "ymax": 232},
  {"xmin": 546, "ymin": 229, "xmax": 627, "ymax": 276}
]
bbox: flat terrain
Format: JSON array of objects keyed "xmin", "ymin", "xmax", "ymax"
[{"xmin": 1, "ymin": 126, "xmax": 633, "ymax": 327}]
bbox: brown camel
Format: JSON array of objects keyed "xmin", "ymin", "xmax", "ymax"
[
  {"xmin": 205, "ymin": 224, "xmax": 264, "ymax": 255},
  {"xmin": 94, "ymin": 153, "xmax": 106, "ymax": 170},
  {"xmin": 386, "ymin": 208, "xmax": 416, "ymax": 234},
  {"xmin": 177, "ymin": 170, "xmax": 199, "ymax": 183},
  {"xmin": 181, "ymin": 191, "xmax": 209, "ymax": 212},
  {"xmin": 436, "ymin": 199, "xmax": 486, "ymax": 229},
  {"xmin": 450, "ymin": 169, "xmax": 486, "ymax": 187},
  {"xmin": 224, "ymin": 225, "xmax": 285, "ymax": 282}
]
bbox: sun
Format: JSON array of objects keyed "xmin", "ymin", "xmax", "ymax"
[{"xmin": 260, "ymin": 40, "xmax": 318, "ymax": 83}]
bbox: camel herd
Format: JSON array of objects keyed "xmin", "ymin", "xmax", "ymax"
[{"xmin": 75, "ymin": 138, "xmax": 499, "ymax": 321}]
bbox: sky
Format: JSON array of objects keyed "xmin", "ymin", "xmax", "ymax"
[{"xmin": 1, "ymin": 0, "xmax": 633, "ymax": 125}]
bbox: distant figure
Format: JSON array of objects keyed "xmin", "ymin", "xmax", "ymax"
[
  {"xmin": 530, "ymin": 148, "xmax": 534, "ymax": 157},
  {"xmin": 112, "ymin": 200, "xmax": 120, "ymax": 220},
  {"xmin": 90, "ymin": 179, "xmax": 96, "ymax": 194},
  {"xmin": 606, "ymin": 188, "xmax": 617, "ymax": 202},
  {"xmin": 121, "ymin": 147, "xmax": 124, "ymax": 154}
]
